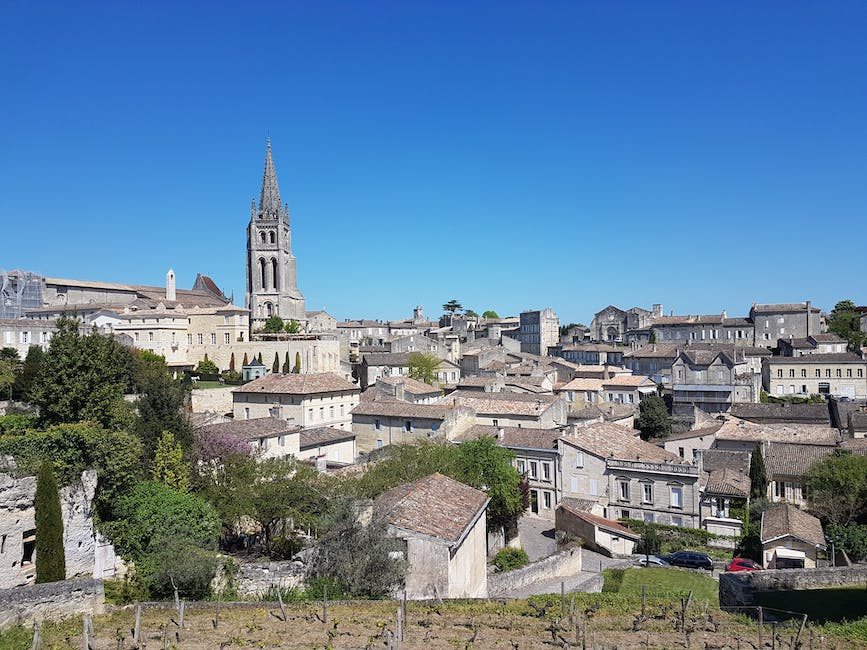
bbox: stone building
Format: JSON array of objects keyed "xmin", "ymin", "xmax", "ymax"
[
  {"xmin": 246, "ymin": 140, "xmax": 305, "ymax": 329},
  {"xmin": 671, "ymin": 348, "xmax": 758, "ymax": 416},
  {"xmin": 516, "ymin": 308, "xmax": 560, "ymax": 355},
  {"xmin": 376, "ymin": 473, "xmax": 489, "ymax": 600},
  {"xmin": 0, "ymin": 469, "xmax": 106, "ymax": 589},
  {"xmin": 760, "ymin": 504, "xmax": 825, "ymax": 569},
  {"xmin": 750, "ymin": 302, "xmax": 822, "ymax": 346},
  {"xmin": 762, "ymin": 353, "xmax": 867, "ymax": 399},
  {"xmin": 590, "ymin": 305, "xmax": 660, "ymax": 343},
  {"xmin": 350, "ymin": 401, "xmax": 475, "ymax": 454},
  {"xmin": 232, "ymin": 372, "xmax": 360, "ymax": 430}
]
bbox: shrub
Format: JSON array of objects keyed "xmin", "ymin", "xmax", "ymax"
[
  {"xmin": 493, "ymin": 547, "xmax": 529, "ymax": 572},
  {"xmin": 35, "ymin": 462, "xmax": 65, "ymax": 583}
]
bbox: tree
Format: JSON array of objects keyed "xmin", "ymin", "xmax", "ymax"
[
  {"xmin": 293, "ymin": 351, "xmax": 301, "ymax": 374},
  {"xmin": 649, "ymin": 331, "xmax": 658, "ymax": 344},
  {"xmin": 242, "ymin": 352, "xmax": 249, "ymax": 366},
  {"xmin": 635, "ymin": 396, "xmax": 671, "ymax": 440},
  {"xmin": 806, "ymin": 451, "xmax": 867, "ymax": 525},
  {"xmin": 635, "ymin": 524, "xmax": 661, "ymax": 562},
  {"xmin": 228, "ymin": 353, "xmax": 236, "ymax": 372},
  {"xmin": 306, "ymin": 498, "xmax": 406, "ymax": 598},
  {"xmin": 195, "ymin": 355, "xmax": 219, "ymax": 375},
  {"xmin": 263, "ymin": 315, "xmax": 284, "ymax": 333},
  {"xmin": 0, "ymin": 358, "xmax": 16, "ymax": 401},
  {"xmin": 282, "ymin": 351, "xmax": 291, "ymax": 373},
  {"xmin": 132, "ymin": 351, "xmax": 191, "ymax": 459},
  {"xmin": 151, "ymin": 431, "xmax": 189, "ymax": 492},
  {"xmin": 272, "ymin": 352, "xmax": 280, "ymax": 374},
  {"xmin": 35, "ymin": 461, "xmax": 65, "ymax": 583},
  {"xmin": 464, "ymin": 310, "xmax": 479, "ymax": 318},
  {"xmin": 32, "ymin": 317, "xmax": 136, "ymax": 430},
  {"xmin": 257, "ymin": 352, "xmax": 263, "ymax": 363},
  {"xmin": 749, "ymin": 445, "xmax": 768, "ymax": 501},
  {"xmin": 442, "ymin": 299, "xmax": 462, "ymax": 315},
  {"xmin": 827, "ymin": 300, "xmax": 865, "ymax": 350},
  {"xmin": 407, "ymin": 352, "xmax": 440, "ymax": 385},
  {"xmin": 482, "ymin": 310, "xmax": 500, "ymax": 319},
  {"xmin": 284, "ymin": 319, "xmax": 301, "ymax": 334},
  {"xmin": 13, "ymin": 346, "xmax": 43, "ymax": 401}
]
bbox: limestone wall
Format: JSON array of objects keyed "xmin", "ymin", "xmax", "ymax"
[
  {"xmin": 0, "ymin": 577, "xmax": 104, "ymax": 629},
  {"xmin": 190, "ymin": 387, "xmax": 235, "ymax": 414},
  {"xmin": 720, "ymin": 566, "xmax": 867, "ymax": 608},
  {"xmin": 233, "ymin": 560, "xmax": 304, "ymax": 598},
  {"xmin": 488, "ymin": 546, "xmax": 582, "ymax": 596}
]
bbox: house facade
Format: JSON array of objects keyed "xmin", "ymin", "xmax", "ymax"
[{"xmin": 761, "ymin": 353, "xmax": 867, "ymax": 399}]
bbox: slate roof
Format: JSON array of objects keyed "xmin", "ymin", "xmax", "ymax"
[
  {"xmin": 299, "ymin": 427, "xmax": 355, "ymax": 450},
  {"xmin": 764, "ymin": 443, "xmax": 838, "ymax": 477},
  {"xmin": 233, "ymin": 372, "xmax": 359, "ymax": 395},
  {"xmin": 729, "ymin": 403, "xmax": 830, "ymax": 426},
  {"xmin": 376, "ymin": 473, "xmax": 488, "ymax": 545},
  {"xmin": 761, "ymin": 504, "xmax": 825, "ymax": 547},
  {"xmin": 765, "ymin": 353, "xmax": 865, "ymax": 364},
  {"xmin": 195, "ymin": 417, "xmax": 300, "ymax": 440},
  {"xmin": 561, "ymin": 422, "xmax": 687, "ymax": 464}
]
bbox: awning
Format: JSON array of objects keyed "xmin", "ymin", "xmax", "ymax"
[{"xmin": 774, "ymin": 547, "xmax": 806, "ymax": 560}]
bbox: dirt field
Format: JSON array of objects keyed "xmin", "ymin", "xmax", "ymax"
[{"xmin": 20, "ymin": 594, "xmax": 866, "ymax": 650}]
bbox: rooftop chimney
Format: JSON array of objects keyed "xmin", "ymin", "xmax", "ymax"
[{"xmin": 166, "ymin": 269, "xmax": 176, "ymax": 302}]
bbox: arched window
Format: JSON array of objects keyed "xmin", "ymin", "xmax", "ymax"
[
  {"xmin": 260, "ymin": 231, "xmax": 266, "ymax": 244},
  {"xmin": 259, "ymin": 258, "xmax": 266, "ymax": 290},
  {"xmin": 269, "ymin": 231, "xmax": 276, "ymax": 244},
  {"xmin": 271, "ymin": 258, "xmax": 279, "ymax": 290}
]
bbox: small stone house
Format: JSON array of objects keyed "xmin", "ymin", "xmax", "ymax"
[
  {"xmin": 556, "ymin": 499, "xmax": 640, "ymax": 556},
  {"xmin": 760, "ymin": 504, "xmax": 825, "ymax": 569},
  {"xmin": 376, "ymin": 473, "xmax": 489, "ymax": 600}
]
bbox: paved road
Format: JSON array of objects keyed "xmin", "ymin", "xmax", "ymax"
[{"xmin": 517, "ymin": 515, "xmax": 557, "ymax": 561}]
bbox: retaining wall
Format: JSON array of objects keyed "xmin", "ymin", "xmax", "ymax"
[
  {"xmin": 720, "ymin": 566, "xmax": 867, "ymax": 608},
  {"xmin": 0, "ymin": 578, "xmax": 105, "ymax": 629},
  {"xmin": 488, "ymin": 547, "xmax": 582, "ymax": 596}
]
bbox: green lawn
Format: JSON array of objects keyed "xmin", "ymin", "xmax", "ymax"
[
  {"xmin": 190, "ymin": 380, "xmax": 230, "ymax": 389},
  {"xmin": 603, "ymin": 567, "xmax": 719, "ymax": 604}
]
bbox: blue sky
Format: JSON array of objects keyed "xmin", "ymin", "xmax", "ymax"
[{"xmin": 1, "ymin": 2, "xmax": 865, "ymax": 325}]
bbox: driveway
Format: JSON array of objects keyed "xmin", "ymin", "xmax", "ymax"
[{"xmin": 517, "ymin": 515, "xmax": 557, "ymax": 561}]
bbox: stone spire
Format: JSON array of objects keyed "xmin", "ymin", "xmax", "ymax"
[{"xmin": 258, "ymin": 138, "xmax": 282, "ymax": 218}]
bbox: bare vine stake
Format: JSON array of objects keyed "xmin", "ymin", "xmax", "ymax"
[
  {"xmin": 795, "ymin": 613, "xmax": 808, "ymax": 647},
  {"xmin": 322, "ymin": 583, "xmax": 328, "ymax": 626},
  {"xmin": 396, "ymin": 607, "xmax": 403, "ymax": 646},
  {"xmin": 641, "ymin": 585, "xmax": 646, "ymax": 618},
  {"xmin": 179, "ymin": 600, "xmax": 185, "ymax": 629},
  {"xmin": 277, "ymin": 586, "xmax": 287, "ymax": 623},
  {"xmin": 82, "ymin": 615, "xmax": 92, "ymax": 650},
  {"xmin": 31, "ymin": 622, "xmax": 41, "ymax": 650},
  {"xmin": 133, "ymin": 603, "xmax": 142, "ymax": 645},
  {"xmin": 570, "ymin": 595, "xmax": 575, "ymax": 626},
  {"xmin": 561, "ymin": 581, "xmax": 566, "ymax": 619},
  {"xmin": 758, "ymin": 607, "xmax": 763, "ymax": 649}
]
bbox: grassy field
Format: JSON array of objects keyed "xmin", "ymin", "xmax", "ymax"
[
  {"xmin": 603, "ymin": 567, "xmax": 719, "ymax": 604},
  {"xmin": 2, "ymin": 591, "xmax": 866, "ymax": 649}
]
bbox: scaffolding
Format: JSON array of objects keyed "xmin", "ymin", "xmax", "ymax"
[{"xmin": 0, "ymin": 269, "xmax": 43, "ymax": 319}]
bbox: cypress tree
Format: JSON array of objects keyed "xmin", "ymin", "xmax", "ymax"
[
  {"xmin": 242, "ymin": 352, "xmax": 249, "ymax": 366},
  {"xmin": 35, "ymin": 462, "xmax": 65, "ymax": 583},
  {"xmin": 229, "ymin": 353, "xmax": 236, "ymax": 372},
  {"xmin": 282, "ymin": 351, "xmax": 291, "ymax": 373},
  {"xmin": 272, "ymin": 352, "xmax": 280, "ymax": 374},
  {"xmin": 257, "ymin": 352, "xmax": 263, "ymax": 363},
  {"xmin": 749, "ymin": 444, "xmax": 768, "ymax": 501},
  {"xmin": 293, "ymin": 351, "xmax": 302, "ymax": 374}
]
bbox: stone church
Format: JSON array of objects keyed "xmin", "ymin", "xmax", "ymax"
[{"xmin": 246, "ymin": 139, "xmax": 306, "ymax": 330}]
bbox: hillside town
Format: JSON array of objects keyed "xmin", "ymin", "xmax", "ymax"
[{"xmin": 2, "ymin": 140, "xmax": 866, "ymax": 640}]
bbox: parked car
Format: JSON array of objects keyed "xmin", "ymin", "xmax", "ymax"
[
  {"xmin": 635, "ymin": 555, "xmax": 670, "ymax": 567},
  {"xmin": 726, "ymin": 557, "xmax": 763, "ymax": 572},
  {"xmin": 662, "ymin": 550, "xmax": 714, "ymax": 570}
]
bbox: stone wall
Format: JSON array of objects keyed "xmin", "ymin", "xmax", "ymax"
[
  {"xmin": 488, "ymin": 546, "xmax": 582, "ymax": 596},
  {"xmin": 720, "ymin": 566, "xmax": 867, "ymax": 608},
  {"xmin": 0, "ymin": 577, "xmax": 105, "ymax": 629},
  {"xmin": 233, "ymin": 560, "xmax": 305, "ymax": 598},
  {"xmin": 190, "ymin": 387, "xmax": 235, "ymax": 414}
]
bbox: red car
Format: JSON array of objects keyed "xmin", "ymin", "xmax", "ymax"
[{"xmin": 726, "ymin": 558, "xmax": 763, "ymax": 572}]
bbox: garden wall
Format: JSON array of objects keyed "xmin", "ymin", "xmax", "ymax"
[
  {"xmin": 720, "ymin": 566, "xmax": 867, "ymax": 608},
  {"xmin": 488, "ymin": 546, "xmax": 582, "ymax": 596},
  {"xmin": 0, "ymin": 577, "xmax": 104, "ymax": 629}
]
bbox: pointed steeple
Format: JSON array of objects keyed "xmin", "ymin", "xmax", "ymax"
[{"xmin": 258, "ymin": 138, "xmax": 282, "ymax": 218}]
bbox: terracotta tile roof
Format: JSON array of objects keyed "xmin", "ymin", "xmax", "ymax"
[
  {"xmin": 350, "ymin": 401, "xmax": 461, "ymax": 419},
  {"xmin": 729, "ymin": 403, "xmax": 830, "ymax": 426},
  {"xmin": 765, "ymin": 353, "xmax": 865, "ymax": 364},
  {"xmin": 658, "ymin": 423, "xmax": 723, "ymax": 443},
  {"xmin": 752, "ymin": 303, "xmax": 819, "ymax": 314},
  {"xmin": 761, "ymin": 504, "xmax": 825, "ymax": 547},
  {"xmin": 455, "ymin": 425, "xmax": 561, "ymax": 450},
  {"xmin": 713, "ymin": 417, "xmax": 839, "ymax": 446},
  {"xmin": 764, "ymin": 443, "xmax": 837, "ymax": 477},
  {"xmin": 703, "ymin": 467, "xmax": 750, "ymax": 498},
  {"xmin": 601, "ymin": 375, "xmax": 656, "ymax": 388},
  {"xmin": 376, "ymin": 376, "xmax": 441, "ymax": 395},
  {"xmin": 558, "ymin": 378, "xmax": 605, "ymax": 392},
  {"xmin": 376, "ymin": 473, "xmax": 488, "ymax": 544},
  {"xmin": 561, "ymin": 422, "xmax": 687, "ymax": 464},
  {"xmin": 195, "ymin": 417, "xmax": 300, "ymax": 440},
  {"xmin": 299, "ymin": 427, "xmax": 355, "ymax": 450},
  {"xmin": 233, "ymin": 372, "xmax": 359, "ymax": 395},
  {"xmin": 446, "ymin": 390, "xmax": 560, "ymax": 416},
  {"xmin": 558, "ymin": 499, "xmax": 641, "ymax": 539},
  {"xmin": 623, "ymin": 345, "xmax": 680, "ymax": 359}
]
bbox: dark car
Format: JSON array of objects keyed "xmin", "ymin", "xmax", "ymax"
[
  {"xmin": 726, "ymin": 557, "xmax": 763, "ymax": 572},
  {"xmin": 663, "ymin": 550, "xmax": 714, "ymax": 570}
]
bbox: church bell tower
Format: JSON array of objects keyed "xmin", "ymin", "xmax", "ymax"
[{"xmin": 246, "ymin": 139, "xmax": 305, "ymax": 330}]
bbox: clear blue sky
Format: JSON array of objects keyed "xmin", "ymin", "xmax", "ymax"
[{"xmin": 1, "ymin": 2, "xmax": 865, "ymax": 325}]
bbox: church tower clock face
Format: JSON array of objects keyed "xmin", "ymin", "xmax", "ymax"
[{"xmin": 245, "ymin": 139, "xmax": 305, "ymax": 330}]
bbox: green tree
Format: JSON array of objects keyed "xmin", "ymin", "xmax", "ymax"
[
  {"xmin": 195, "ymin": 354, "xmax": 219, "ymax": 375},
  {"xmin": 827, "ymin": 299, "xmax": 865, "ymax": 350},
  {"xmin": 407, "ymin": 352, "xmax": 440, "ymax": 385},
  {"xmin": 257, "ymin": 352, "xmax": 263, "ymax": 363},
  {"xmin": 0, "ymin": 358, "xmax": 16, "ymax": 401},
  {"xmin": 293, "ymin": 351, "xmax": 301, "ymax": 374},
  {"xmin": 635, "ymin": 524, "xmax": 661, "ymax": 562},
  {"xmin": 263, "ymin": 315, "xmax": 285, "ymax": 333},
  {"xmin": 464, "ymin": 310, "xmax": 479, "ymax": 318},
  {"xmin": 442, "ymin": 299, "xmax": 462, "ymax": 315},
  {"xmin": 306, "ymin": 498, "xmax": 406, "ymax": 598},
  {"xmin": 242, "ymin": 352, "xmax": 249, "ymax": 366},
  {"xmin": 806, "ymin": 450, "xmax": 867, "ymax": 524},
  {"xmin": 649, "ymin": 331, "xmax": 658, "ymax": 344},
  {"xmin": 151, "ymin": 431, "xmax": 189, "ymax": 492},
  {"xmin": 282, "ymin": 351, "xmax": 291, "ymax": 373},
  {"xmin": 635, "ymin": 395, "xmax": 671, "ymax": 440},
  {"xmin": 272, "ymin": 352, "xmax": 280, "ymax": 374},
  {"xmin": 825, "ymin": 523, "xmax": 867, "ymax": 562},
  {"xmin": 228, "ymin": 353, "xmax": 236, "ymax": 372},
  {"xmin": 481, "ymin": 310, "xmax": 500, "ymax": 319},
  {"xmin": 32, "ymin": 317, "xmax": 136, "ymax": 429},
  {"xmin": 35, "ymin": 462, "xmax": 65, "ymax": 583},
  {"xmin": 133, "ymin": 351, "xmax": 191, "ymax": 458},
  {"xmin": 284, "ymin": 319, "xmax": 301, "ymax": 334},
  {"xmin": 749, "ymin": 445, "xmax": 768, "ymax": 501}
]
